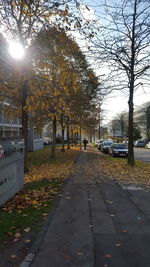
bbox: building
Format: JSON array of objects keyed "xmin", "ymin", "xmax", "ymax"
[
  {"xmin": 134, "ymin": 101, "xmax": 150, "ymax": 139},
  {"xmin": 0, "ymin": 101, "xmax": 22, "ymax": 138}
]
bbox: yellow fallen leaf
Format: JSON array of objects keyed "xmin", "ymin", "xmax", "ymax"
[{"xmin": 32, "ymin": 200, "xmax": 38, "ymax": 205}]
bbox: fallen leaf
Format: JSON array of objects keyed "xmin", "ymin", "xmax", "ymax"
[
  {"xmin": 24, "ymin": 227, "xmax": 30, "ymax": 232},
  {"xmin": 43, "ymin": 213, "xmax": 48, "ymax": 216},
  {"xmin": 24, "ymin": 239, "xmax": 31, "ymax": 243},
  {"xmin": 15, "ymin": 232, "xmax": 21, "ymax": 238},
  {"xmin": 115, "ymin": 243, "xmax": 123, "ymax": 247},
  {"xmin": 104, "ymin": 254, "xmax": 112, "ymax": 258},
  {"xmin": 32, "ymin": 200, "xmax": 38, "ymax": 205},
  {"xmin": 76, "ymin": 252, "xmax": 83, "ymax": 256},
  {"xmin": 122, "ymin": 229, "xmax": 128, "ymax": 233},
  {"xmin": 7, "ymin": 232, "xmax": 13, "ymax": 236},
  {"xmin": 11, "ymin": 254, "xmax": 16, "ymax": 258}
]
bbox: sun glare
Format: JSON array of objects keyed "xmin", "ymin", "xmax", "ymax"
[{"xmin": 9, "ymin": 41, "xmax": 25, "ymax": 59}]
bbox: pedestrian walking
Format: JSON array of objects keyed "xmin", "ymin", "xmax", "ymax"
[{"xmin": 83, "ymin": 138, "xmax": 88, "ymax": 150}]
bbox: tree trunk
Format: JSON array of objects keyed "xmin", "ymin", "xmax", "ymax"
[
  {"xmin": 71, "ymin": 129, "xmax": 74, "ymax": 147},
  {"xmin": 121, "ymin": 125, "xmax": 124, "ymax": 142},
  {"xmin": 128, "ymin": 85, "xmax": 134, "ymax": 166},
  {"xmin": 67, "ymin": 119, "xmax": 70, "ymax": 149},
  {"xmin": 128, "ymin": 0, "xmax": 136, "ymax": 166},
  {"xmin": 80, "ymin": 120, "xmax": 82, "ymax": 151},
  {"xmin": 21, "ymin": 79, "xmax": 28, "ymax": 173},
  {"xmin": 98, "ymin": 124, "xmax": 100, "ymax": 140},
  {"xmin": 51, "ymin": 116, "xmax": 56, "ymax": 158},
  {"xmin": 61, "ymin": 126, "xmax": 65, "ymax": 152}
]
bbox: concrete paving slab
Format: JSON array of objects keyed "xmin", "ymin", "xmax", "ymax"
[
  {"xmin": 31, "ymin": 182, "xmax": 94, "ymax": 267},
  {"xmin": 98, "ymin": 179, "xmax": 150, "ymax": 235},
  {"xmin": 88, "ymin": 184, "xmax": 115, "ymax": 234},
  {"xmin": 94, "ymin": 233, "xmax": 150, "ymax": 267}
]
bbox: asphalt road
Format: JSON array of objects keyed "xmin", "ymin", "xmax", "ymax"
[{"xmin": 134, "ymin": 147, "xmax": 150, "ymax": 162}]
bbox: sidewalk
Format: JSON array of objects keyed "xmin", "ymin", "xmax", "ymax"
[{"xmin": 21, "ymin": 148, "xmax": 150, "ymax": 267}]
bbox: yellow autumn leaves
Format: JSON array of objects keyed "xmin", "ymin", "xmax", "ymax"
[
  {"xmin": 24, "ymin": 161, "xmax": 74, "ymax": 183},
  {"xmin": 2, "ymin": 148, "xmax": 79, "ymax": 212}
]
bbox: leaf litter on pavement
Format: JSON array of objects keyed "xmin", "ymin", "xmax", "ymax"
[{"xmin": 98, "ymin": 156, "xmax": 150, "ymax": 188}]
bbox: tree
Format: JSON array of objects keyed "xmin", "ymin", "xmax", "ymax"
[
  {"xmin": 115, "ymin": 113, "xmax": 128, "ymax": 141},
  {"xmin": 0, "ymin": 0, "xmax": 81, "ymax": 170},
  {"xmin": 111, "ymin": 119, "xmax": 120, "ymax": 139},
  {"xmin": 93, "ymin": 0, "xmax": 150, "ymax": 165},
  {"xmin": 126, "ymin": 123, "xmax": 142, "ymax": 140},
  {"xmin": 29, "ymin": 26, "xmax": 100, "ymax": 154}
]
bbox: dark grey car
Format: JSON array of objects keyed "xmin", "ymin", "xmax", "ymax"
[
  {"xmin": 109, "ymin": 143, "xmax": 128, "ymax": 158},
  {"xmin": 101, "ymin": 141, "xmax": 113, "ymax": 153}
]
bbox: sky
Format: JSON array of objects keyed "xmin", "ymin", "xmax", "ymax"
[{"xmin": 101, "ymin": 89, "xmax": 150, "ymax": 125}]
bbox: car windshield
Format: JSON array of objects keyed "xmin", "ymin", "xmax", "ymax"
[
  {"xmin": 103, "ymin": 142, "xmax": 113, "ymax": 145},
  {"xmin": 113, "ymin": 144, "xmax": 127, "ymax": 149}
]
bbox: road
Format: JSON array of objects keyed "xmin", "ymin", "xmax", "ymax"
[{"xmin": 134, "ymin": 147, "xmax": 150, "ymax": 162}]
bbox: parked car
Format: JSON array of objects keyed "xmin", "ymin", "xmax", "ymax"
[
  {"xmin": 95, "ymin": 140, "xmax": 101, "ymax": 147},
  {"xmin": 109, "ymin": 143, "xmax": 128, "ymax": 158},
  {"xmin": 101, "ymin": 141, "xmax": 113, "ymax": 153},
  {"xmin": 98, "ymin": 139, "xmax": 108, "ymax": 150},
  {"xmin": 134, "ymin": 140, "xmax": 145, "ymax": 147}
]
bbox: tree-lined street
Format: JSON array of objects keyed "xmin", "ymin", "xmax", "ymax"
[{"xmin": 0, "ymin": 1, "xmax": 150, "ymax": 266}]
